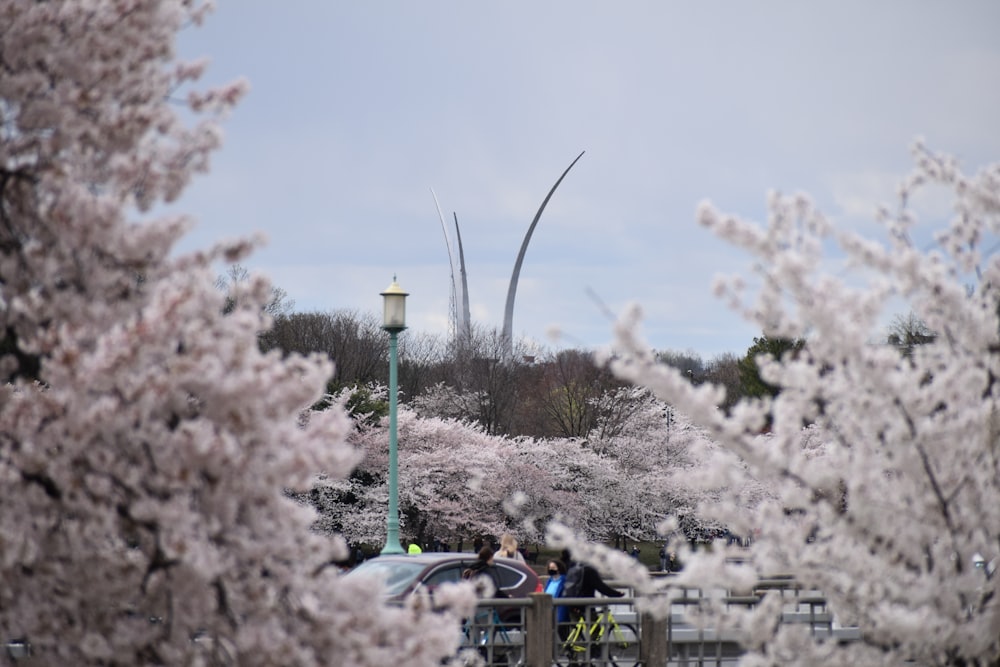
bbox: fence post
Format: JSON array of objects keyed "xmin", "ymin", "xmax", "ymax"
[
  {"xmin": 524, "ymin": 592, "xmax": 553, "ymax": 667},
  {"xmin": 639, "ymin": 610, "xmax": 668, "ymax": 667}
]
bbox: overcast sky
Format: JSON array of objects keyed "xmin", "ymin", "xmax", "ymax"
[{"xmin": 172, "ymin": 2, "xmax": 1000, "ymax": 360}]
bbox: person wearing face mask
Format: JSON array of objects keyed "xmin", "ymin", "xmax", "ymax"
[{"xmin": 544, "ymin": 558, "xmax": 570, "ymax": 638}]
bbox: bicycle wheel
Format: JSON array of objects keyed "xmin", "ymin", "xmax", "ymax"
[{"xmin": 608, "ymin": 623, "xmax": 639, "ymax": 667}]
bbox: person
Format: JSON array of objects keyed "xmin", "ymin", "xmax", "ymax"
[
  {"xmin": 659, "ymin": 544, "xmax": 668, "ymax": 572},
  {"xmin": 560, "ymin": 549, "xmax": 624, "ymax": 601},
  {"xmin": 473, "ymin": 535, "xmax": 484, "ymax": 554},
  {"xmin": 560, "ymin": 549, "xmax": 624, "ymax": 664},
  {"xmin": 462, "ymin": 547, "xmax": 510, "ymax": 661},
  {"xmin": 497, "ymin": 533, "xmax": 525, "ymax": 561},
  {"xmin": 544, "ymin": 558, "xmax": 567, "ymax": 596},
  {"xmin": 544, "ymin": 559, "xmax": 571, "ymax": 640},
  {"xmin": 463, "ymin": 546, "xmax": 507, "ymax": 598},
  {"xmin": 407, "ymin": 541, "xmax": 422, "ymax": 555}
]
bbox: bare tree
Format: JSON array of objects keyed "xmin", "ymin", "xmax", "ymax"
[
  {"xmin": 703, "ymin": 352, "xmax": 743, "ymax": 412},
  {"xmin": 216, "ymin": 263, "xmax": 295, "ymax": 318},
  {"xmin": 532, "ymin": 349, "xmax": 620, "ymax": 438},
  {"xmin": 397, "ymin": 330, "xmax": 450, "ymax": 401},
  {"xmin": 415, "ymin": 325, "xmax": 529, "ymax": 435},
  {"xmin": 886, "ymin": 310, "xmax": 937, "ymax": 357},
  {"xmin": 261, "ymin": 310, "xmax": 387, "ymax": 389},
  {"xmin": 656, "ymin": 349, "xmax": 706, "ymax": 382}
]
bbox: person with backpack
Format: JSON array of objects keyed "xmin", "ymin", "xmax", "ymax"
[
  {"xmin": 560, "ymin": 549, "xmax": 624, "ymax": 663},
  {"xmin": 560, "ymin": 549, "xmax": 624, "ymax": 601}
]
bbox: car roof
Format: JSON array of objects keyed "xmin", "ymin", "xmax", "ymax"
[{"xmin": 365, "ymin": 553, "xmax": 522, "ymax": 564}]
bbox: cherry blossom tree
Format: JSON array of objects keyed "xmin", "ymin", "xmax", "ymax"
[
  {"xmin": 319, "ymin": 406, "xmax": 576, "ymax": 547},
  {"xmin": 571, "ymin": 399, "xmax": 734, "ymax": 548},
  {"xmin": 336, "ymin": 382, "xmax": 716, "ymax": 548},
  {"xmin": 604, "ymin": 145, "xmax": 1000, "ymax": 666},
  {"xmin": 500, "ymin": 436, "xmax": 585, "ymax": 542},
  {"xmin": 0, "ymin": 3, "xmax": 472, "ymax": 664}
]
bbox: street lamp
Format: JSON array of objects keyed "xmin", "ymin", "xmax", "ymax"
[{"xmin": 380, "ymin": 276, "xmax": 408, "ymax": 555}]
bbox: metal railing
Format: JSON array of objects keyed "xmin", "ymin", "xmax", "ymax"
[
  {"xmin": 7, "ymin": 581, "xmax": 858, "ymax": 666},
  {"xmin": 457, "ymin": 579, "xmax": 860, "ymax": 666}
]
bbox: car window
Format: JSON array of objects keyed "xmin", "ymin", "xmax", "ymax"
[
  {"xmin": 495, "ymin": 563, "xmax": 526, "ymax": 590},
  {"xmin": 423, "ymin": 565, "xmax": 465, "ymax": 587},
  {"xmin": 345, "ymin": 560, "xmax": 425, "ymax": 596}
]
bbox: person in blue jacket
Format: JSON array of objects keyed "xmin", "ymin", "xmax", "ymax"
[{"xmin": 544, "ymin": 558, "xmax": 570, "ymax": 639}]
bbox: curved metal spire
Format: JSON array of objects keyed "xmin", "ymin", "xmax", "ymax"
[
  {"xmin": 430, "ymin": 188, "xmax": 460, "ymax": 340},
  {"xmin": 453, "ymin": 212, "xmax": 471, "ymax": 347},
  {"xmin": 501, "ymin": 150, "xmax": 585, "ymax": 356}
]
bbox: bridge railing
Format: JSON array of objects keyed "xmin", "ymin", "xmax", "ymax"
[
  {"xmin": 5, "ymin": 579, "xmax": 858, "ymax": 666},
  {"xmin": 457, "ymin": 578, "xmax": 860, "ymax": 667}
]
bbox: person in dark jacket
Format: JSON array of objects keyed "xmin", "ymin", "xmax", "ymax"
[
  {"xmin": 464, "ymin": 546, "xmax": 507, "ymax": 598},
  {"xmin": 462, "ymin": 546, "xmax": 509, "ymax": 657},
  {"xmin": 560, "ymin": 549, "xmax": 624, "ymax": 599},
  {"xmin": 560, "ymin": 549, "xmax": 624, "ymax": 664}
]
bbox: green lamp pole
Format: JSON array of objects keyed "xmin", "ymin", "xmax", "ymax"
[{"xmin": 380, "ymin": 277, "xmax": 408, "ymax": 555}]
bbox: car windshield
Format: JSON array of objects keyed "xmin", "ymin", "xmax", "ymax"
[{"xmin": 345, "ymin": 560, "xmax": 425, "ymax": 596}]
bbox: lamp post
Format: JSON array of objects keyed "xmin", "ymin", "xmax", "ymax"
[{"xmin": 380, "ymin": 276, "xmax": 408, "ymax": 555}]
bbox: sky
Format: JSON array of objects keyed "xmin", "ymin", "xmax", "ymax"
[{"xmin": 171, "ymin": 1, "xmax": 1000, "ymax": 360}]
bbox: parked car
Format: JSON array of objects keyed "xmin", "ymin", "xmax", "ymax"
[{"xmin": 345, "ymin": 552, "xmax": 541, "ymax": 603}]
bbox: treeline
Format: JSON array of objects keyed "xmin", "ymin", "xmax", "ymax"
[
  {"xmin": 257, "ymin": 308, "xmax": 763, "ymax": 438},
  {"xmin": 225, "ymin": 266, "xmax": 931, "ymax": 437}
]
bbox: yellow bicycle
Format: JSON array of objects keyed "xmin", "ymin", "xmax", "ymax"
[{"xmin": 562, "ymin": 605, "xmax": 638, "ymax": 666}]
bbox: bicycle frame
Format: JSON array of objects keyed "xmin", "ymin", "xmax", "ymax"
[{"xmin": 563, "ymin": 606, "xmax": 632, "ymax": 654}]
